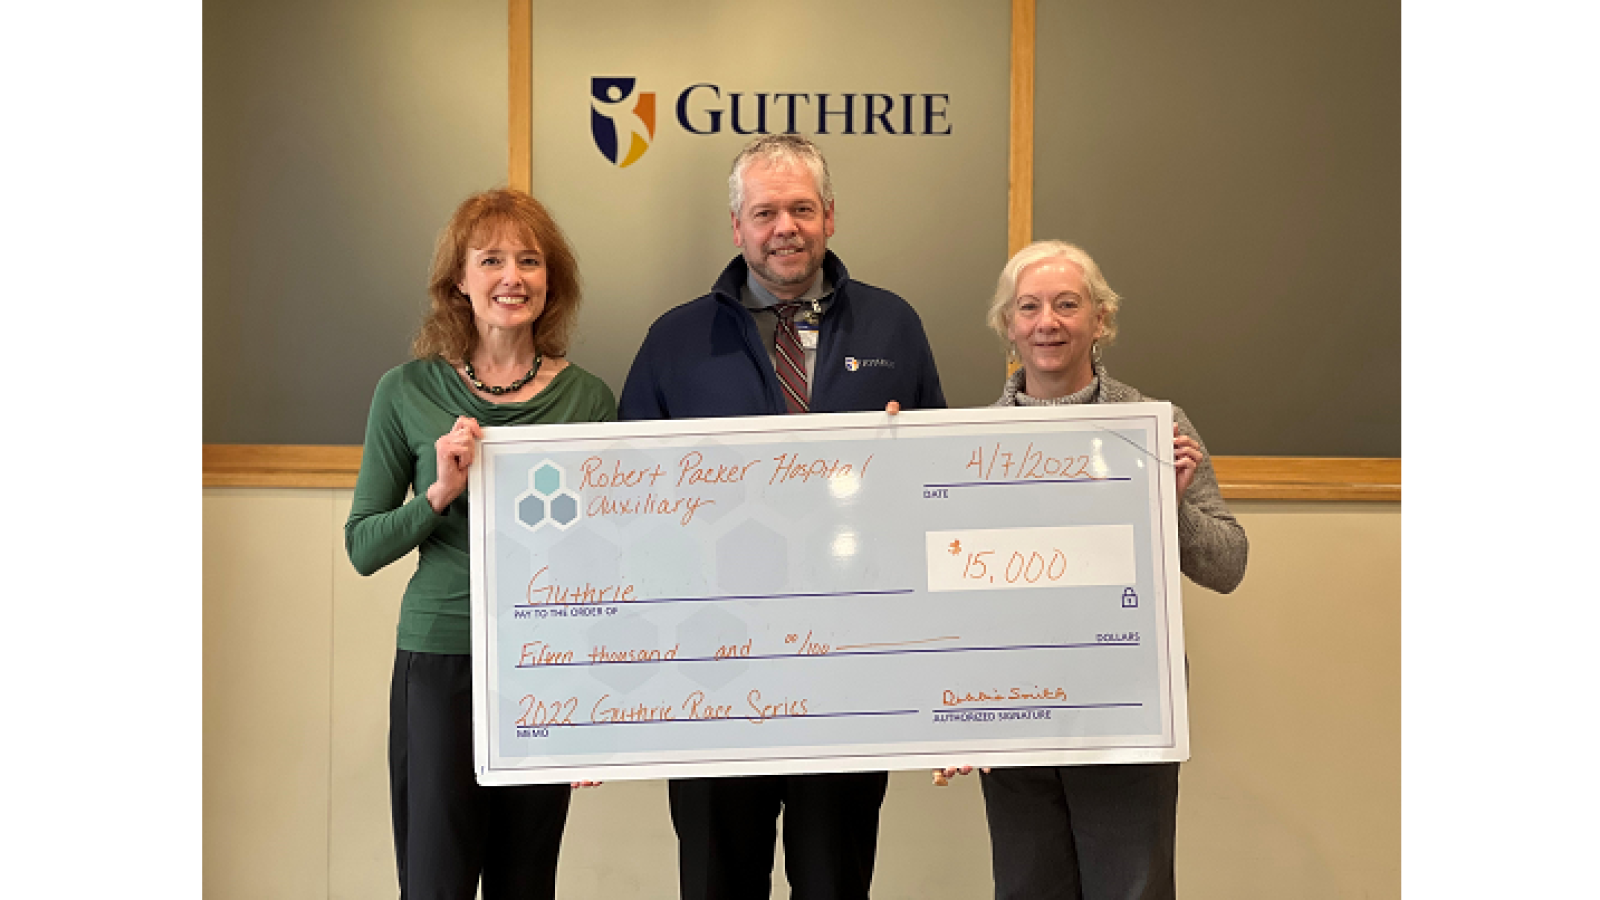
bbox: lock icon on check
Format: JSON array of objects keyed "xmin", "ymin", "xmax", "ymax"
[{"xmin": 1121, "ymin": 588, "xmax": 1139, "ymax": 608}]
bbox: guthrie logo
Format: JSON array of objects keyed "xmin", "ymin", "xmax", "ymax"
[{"xmin": 591, "ymin": 77, "xmax": 657, "ymax": 168}]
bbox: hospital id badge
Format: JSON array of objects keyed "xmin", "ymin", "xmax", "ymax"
[{"xmin": 796, "ymin": 321, "xmax": 819, "ymax": 350}]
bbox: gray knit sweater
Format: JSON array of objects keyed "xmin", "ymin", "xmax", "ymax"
[{"xmin": 993, "ymin": 366, "xmax": 1248, "ymax": 593}]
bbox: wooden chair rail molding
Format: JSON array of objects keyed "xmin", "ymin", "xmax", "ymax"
[{"xmin": 203, "ymin": 445, "xmax": 1399, "ymax": 501}]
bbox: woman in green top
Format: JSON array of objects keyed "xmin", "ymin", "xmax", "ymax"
[{"xmin": 346, "ymin": 189, "xmax": 615, "ymax": 900}]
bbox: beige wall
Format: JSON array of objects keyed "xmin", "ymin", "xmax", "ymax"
[{"xmin": 204, "ymin": 490, "xmax": 1398, "ymax": 899}]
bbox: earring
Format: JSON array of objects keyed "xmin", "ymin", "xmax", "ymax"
[{"xmin": 1091, "ymin": 341, "xmax": 1103, "ymax": 368}]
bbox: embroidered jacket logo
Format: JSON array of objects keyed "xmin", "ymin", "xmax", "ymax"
[
  {"xmin": 591, "ymin": 77, "xmax": 657, "ymax": 168},
  {"xmin": 845, "ymin": 357, "xmax": 894, "ymax": 371}
]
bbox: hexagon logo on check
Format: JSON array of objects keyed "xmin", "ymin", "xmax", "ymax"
[{"xmin": 515, "ymin": 460, "xmax": 581, "ymax": 532}]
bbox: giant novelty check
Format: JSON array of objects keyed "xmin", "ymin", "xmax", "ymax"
[{"xmin": 468, "ymin": 404, "xmax": 1187, "ymax": 785}]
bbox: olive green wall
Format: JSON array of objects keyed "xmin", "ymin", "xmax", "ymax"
[
  {"xmin": 1033, "ymin": 0, "xmax": 1400, "ymax": 455},
  {"xmin": 203, "ymin": 0, "xmax": 506, "ymax": 444},
  {"xmin": 203, "ymin": 0, "xmax": 1400, "ymax": 455}
]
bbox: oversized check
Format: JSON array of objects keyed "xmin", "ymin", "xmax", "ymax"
[{"xmin": 468, "ymin": 404, "xmax": 1187, "ymax": 785}]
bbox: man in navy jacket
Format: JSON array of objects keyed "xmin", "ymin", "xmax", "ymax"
[
  {"xmin": 619, "ymin": 137, "xmax": 944, "ymax": 421},
  {"xmin": 619, "ymin": 135, "xmax": 944, "ymax": 899}
]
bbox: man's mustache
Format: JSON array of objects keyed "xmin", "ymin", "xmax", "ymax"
[{"xmin": 765, "ymin": 238, "xmax": 806, "ymax": 254}]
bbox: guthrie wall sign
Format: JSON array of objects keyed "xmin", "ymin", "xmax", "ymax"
[{"xmin": 592, "ymin": 76, "xmax": 953, "ymax": 167}]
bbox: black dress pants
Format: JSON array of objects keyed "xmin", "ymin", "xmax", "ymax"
[
  {"xmin": 669, "ymin": 770, "xmax": 890, "ymax": 900},
  {"xmin": 390, "ymin": 649, "xmax": 571, "ymax": 900},
  {"xmin": 979, "ymin": 763, "xmax": 1179, "ymax": 900}
]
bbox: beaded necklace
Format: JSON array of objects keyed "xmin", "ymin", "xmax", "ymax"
[{"xmin": 464, "ymin": 354, "xmax": 542, "ymax": 396}]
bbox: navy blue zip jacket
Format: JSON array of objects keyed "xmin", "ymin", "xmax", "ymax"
[{"xmin": 618, "ymin": 252, "xmax": 946, "ymax": 420}]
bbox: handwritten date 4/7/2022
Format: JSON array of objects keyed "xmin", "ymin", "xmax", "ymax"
[{"xmin": 965, "ymin": 442, "xmax": 1104, "ymax": 482}]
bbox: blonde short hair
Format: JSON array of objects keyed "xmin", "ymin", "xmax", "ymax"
[{"xmin": 986, "ymin": 240, "xmax": 1121, "ymax": 346}]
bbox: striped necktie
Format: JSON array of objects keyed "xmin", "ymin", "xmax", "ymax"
[{"xmin": 772, "ymin": 301, "xmax": 809, "ymax": 413}]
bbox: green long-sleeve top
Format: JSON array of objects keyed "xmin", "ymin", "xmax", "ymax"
[{"xmin": 345, "ymin": 357, "xmax": 617, "ymax": 654}]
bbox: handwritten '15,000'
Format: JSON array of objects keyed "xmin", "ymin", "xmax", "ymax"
[{"xmin": 960, "ymin": 549, "xmax": 1073, "ymax": 585}]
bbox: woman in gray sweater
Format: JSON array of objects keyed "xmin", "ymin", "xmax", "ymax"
[{"xmin": 947, "ymin": 240, "xmax": 1248, "ymax": 900}]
